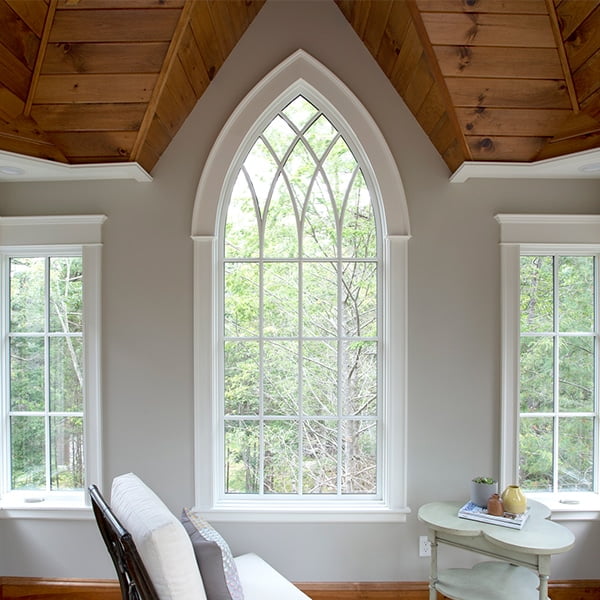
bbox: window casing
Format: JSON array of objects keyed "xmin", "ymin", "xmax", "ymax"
[
  {"xmin": 0, "ymin": 216, "xmax": 104, "ymax": 518},
  {"xmin": 192, "ymin": 51, "xmax": 410, "ymax": 522},
  {"xmin": 498, "ymin": 214, "xmax": 600, "ymax": 518}
]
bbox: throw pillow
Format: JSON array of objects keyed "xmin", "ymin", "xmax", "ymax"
[
  {"xmin": 181, "ymin": 507, "xmax": 244, "ymax": 600},
  {"xmin": 110, "ymin": 473, "xmax": 207, "ymax": 600}
]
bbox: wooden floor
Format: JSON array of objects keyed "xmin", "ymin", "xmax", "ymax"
[{"xmin": 1, "ymin": 577, "xmax": 600, "ymax": 600}]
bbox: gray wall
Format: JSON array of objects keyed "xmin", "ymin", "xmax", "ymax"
[{"xmin": 1, "ymin": 0, "xmax": 599, "ymax": 583}]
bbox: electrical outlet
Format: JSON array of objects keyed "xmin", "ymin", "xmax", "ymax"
[{"xmin": 419, "ymin": 535, "xmax": 431, "ymax": 557}]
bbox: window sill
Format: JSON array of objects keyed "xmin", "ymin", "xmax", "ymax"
[
  {"xmin": 526, "ymin": 492, "xmax": 600, "ymax": 521},
  {"xmin": 197, "ymin": 499, "xmax": 411, "ymax": 523},
  {"xmin": 0, "ymin": 493, "xmax": 93, "ymax": 520}
]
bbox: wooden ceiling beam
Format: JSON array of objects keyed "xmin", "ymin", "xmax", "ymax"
[
  {"xmin": 405, "ymin": 0, "xmax": 471, "ymax": 162},
  {"xmin": 129, "ymin": 0, "xmax": 193, "ymax": 163},
  {"xmin": 24, "ymin": 0, "xmax": 56, "ymax": 116},
  {"xmin": 545, "ymin": 0, "xmax": 579, "ymax": 113}
]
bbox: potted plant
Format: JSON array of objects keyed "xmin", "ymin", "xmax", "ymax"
[{"xmin": 470, "ymin": 476, "xmax": 498, "ymax": 508}]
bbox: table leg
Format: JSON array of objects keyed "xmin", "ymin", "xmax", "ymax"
[
  {"xmin": 429, "ymin": 534, "xmax": 438, "ymax": 600},
  {"xmin": 539, "ymin": 554, "xmax": 551, "ymax": 600},
  {"xmin": 538, "ymin": 573, "xmax": 549, "ymax": 600}
]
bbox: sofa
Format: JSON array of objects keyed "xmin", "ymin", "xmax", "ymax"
[{"xmin": 96, "ymin": 472, "xmax": 310, "ymax": 600}]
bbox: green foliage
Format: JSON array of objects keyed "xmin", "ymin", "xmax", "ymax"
[{"xmin": 472, "ymin": 476, "xmax": 496, "ymax": 485}]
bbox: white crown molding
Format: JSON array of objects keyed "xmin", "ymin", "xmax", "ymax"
[
  {"xmin": 450, "ymin": 147, "xmax": 600, "ymax": 183},
  {"xmin": 0, "ymin": 150, "xmax": 152, "ymax": 183}
]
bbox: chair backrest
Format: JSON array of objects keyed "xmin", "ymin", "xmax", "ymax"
[{"xmin": 89, "ymin": 484, "xmax": 160, "ymax": 600}]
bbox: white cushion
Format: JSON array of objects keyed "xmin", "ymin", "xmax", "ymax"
[
  {"xmin": 234, "ymin": 553, "xmax": 310, "ymax": 600},
  {"xmin": 111, "ymin": 473, "xmax": 207, "ymax": 600}
]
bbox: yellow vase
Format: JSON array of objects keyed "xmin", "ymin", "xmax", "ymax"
[{"xmin": 501, "ymin": 485, "xmax": 527, "ymax": 514}]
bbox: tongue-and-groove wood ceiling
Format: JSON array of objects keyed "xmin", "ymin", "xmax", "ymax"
[{"xmin": 0, "ymin": 0, "xmax": 599, "ymax": 177}]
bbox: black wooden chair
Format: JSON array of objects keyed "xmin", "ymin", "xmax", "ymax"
[{"xmin": 89, "ymin": 484, "xmax": 159, "ymax": 600}]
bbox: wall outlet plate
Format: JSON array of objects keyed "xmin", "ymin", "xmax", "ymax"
[{"xmin": 419, "ymin": 535, "xmax": 431, "ymax": 557}]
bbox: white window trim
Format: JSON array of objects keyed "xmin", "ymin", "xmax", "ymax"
[
  {"xmin": 192, "ymin": 50, "xmax": 410, "ymax": 522},
  {"xmin": 497, "ymin": 213, "xmax": 600, "ymax": 521},
  {"xmin": 0, "ymin": 215, "xmax": 105, "ymax": 519}
]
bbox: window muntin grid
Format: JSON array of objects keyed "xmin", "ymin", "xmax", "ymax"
[
  {"xmin": 519, "ymin": 254, "xmax": 599, "ymax": 493},
  {"xmin": 6, "ymin": 254, "xmax": 84, "ymax": 493},
  {"xmin": 222, "ymin": 95, "xmax": 380, "ymax": 497}
]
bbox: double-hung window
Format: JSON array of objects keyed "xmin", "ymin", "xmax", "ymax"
[
  {"xmin": 498, "ymin": 214, "xmax": 600, "ymax": 515},
  {"xmin": 0, "ymin": 216, "xmax": 104, "ymax": 517}
]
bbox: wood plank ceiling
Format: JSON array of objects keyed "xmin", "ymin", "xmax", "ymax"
[{"xmin": 0, "ymin": 0, "xmax": 598, "ymax": 177}]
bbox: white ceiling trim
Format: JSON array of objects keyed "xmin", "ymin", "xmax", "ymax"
[
  {"xmin": 450, "ymin": 147, "xmax": 600, "ymax": 183},
  {"xmin": 0, "ymin": 150, "xmax": 152, "ymax": 183}
]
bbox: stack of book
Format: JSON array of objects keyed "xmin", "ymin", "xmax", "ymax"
[{"xmin": 458, "ymin": 501, "xmax": 530, "ymax": 529}]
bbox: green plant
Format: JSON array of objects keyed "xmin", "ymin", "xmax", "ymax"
[{"xmin": 472, "ymin": 476, "xmax": 496, "ymax": 485}]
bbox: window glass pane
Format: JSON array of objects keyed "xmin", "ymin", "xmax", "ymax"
[
  {"xmin": 559, "ymin": 336, "xmax": 594, "ymax": 412},
  {"xmin": 302, "ymin": 172, "xmax": 337, "ymax": 258},
  {"xmin": 519, "ymin": 336, "xmax": 553, "ymax": 413},
  {"xmin": 342, "ymin": 170, "xmax": 376, "ymax": 258},
  {"xmin": 50, "ymin": 336, "xmax": 83, "ymax": 412},
  {"xmin": 303, "ymin": 262, "xmax": 337, "ymax": 338},
  {"xmin": 342, "ymin": 341, "xmax": 377, "ymax": 417},
  {"xmin": 263, "ymin": 262, "xmax": 298, "ymax": 337},
  {"xmin": 10, "ymin": 415, "xmax": 46, "ymax": 490},
  {"xmin": 286, "ymin": 139, "xmax": 314, "ymax": 212},
  {"xmin": 520, "ymin": 256, "xmax": 553, "ymax": 333},
  {"xmin": 341, "ymin": 419, "xmax": 376, "ymax": 493},
  {"xmin": 304, "ymin": 114, "xmax": 337, "ymax": 162},
  {"xmin": 519, "ymin": 416, "xmax": 553, "ymax": 492},
  {"xmin": 10, "ymin": 257, "xmax": 45, "ymax": 333},
  {"xmin": 262, "ymin": 115, "xmax": 296, "ymax": 163},
  {"xmin": 224, "ymin": 262, "xmax": 259, "ymax": 337},
  {"xmin": 281, "ymin": 96, "xmax": 318, "ymax": 131},
  {"xmin": 224, "ymin": 341, "xmax": 259, "ymax": 416},
  {"xmin": 264, "ymin": 341, "xmax": 298, "ymax": 415},
  {"xmin": 322, "ymin": 137, "xmax": 358, "ymax": 220},
  {"xmin": 263, "ymin": 176, "xmax": 298, "ymax": 258},
  {"xmin": 50, "ymin": 257, "xmax": 82, "ymax": 333},
  {"xmin": 302, "ymin": 419, "xmax": 337, "ymax": 494},
  {"xmin": 243, "ymin": 137, "xmax": 278, "ymax": 218},
  {"xmin": 558, "ymin": 417, "xmax": 594, "ymax": 492},
  {"xmin": 342, "ymin": 261, "xmax": 377, "ymax": 338},
  {"xmin": 50, "ymin": 416, "xmax": 84, "ymax": 490},
  {"xmin": 225, "ymin": 175, "xmax": 259, "ymax": 259},
  {"xmin": 558, "ymin": 256, "xmax": 594, "ymax": 332},
  {"xmin": 10, "ymin": 336, "xmax": 45, "ymax": 411},
  {"xmin": 302, "ymin": 341, "xmax": 337, "ymax": 416},
  {"xmin": 224, "ymin": 420, "xmax": 259, "ymax": 494},
  {"xmin": 264, "ymin": 420, "xmax": 299, "ymax": 493}
]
